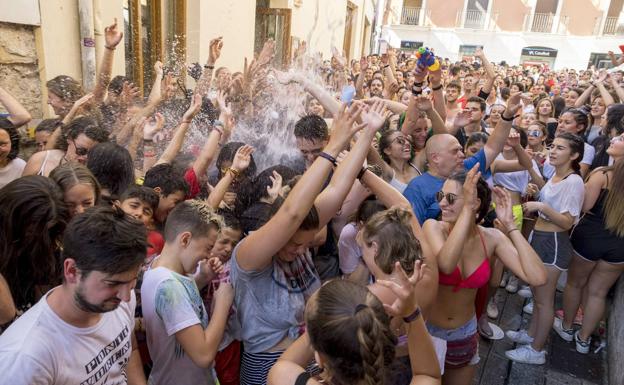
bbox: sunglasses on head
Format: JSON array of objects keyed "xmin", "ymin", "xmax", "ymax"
[
  {"xmin": 611, "ymin": 135, "xmax": 624, "ymax": 144},
  {"xmin": 527, "ymin": 130, "xmax": 542, "ymax": 137},
  {"xmin": 435, "ymin": 191, "xmax": 459, "ymax": 205}
]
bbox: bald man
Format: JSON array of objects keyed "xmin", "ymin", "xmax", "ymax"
[{"xmin": 403, "ymin": 92, "xmax": 522, "ymax": 224}]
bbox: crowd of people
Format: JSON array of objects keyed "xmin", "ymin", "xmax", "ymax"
[{"xmin": 0, "ymin": 18, "xmax": 623, "ymax": 385}]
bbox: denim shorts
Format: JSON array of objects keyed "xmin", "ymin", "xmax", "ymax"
[{"xmin": 426, "ymin": 317, "xmax": 480, "ymax": 368}]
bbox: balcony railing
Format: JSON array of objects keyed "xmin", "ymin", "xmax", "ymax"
[
  {"xmin": 603, "ymin": 16, "xmax": 624, "ymax": 35},
  {"xmin": 401, "ymin": 6, "xmax": 422, "ymax": 26},
  {"xmin": 463, "ymin": 9, "xmax": 486, "ymax": 29},
  {"xmin": 531, "ymin": 13, "xmax": 554, "ymax": 33}
]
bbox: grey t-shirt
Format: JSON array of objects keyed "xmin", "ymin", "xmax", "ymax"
[{"xmin": 230, "ymin": 239, "xmax": 321, "ymax": 353}]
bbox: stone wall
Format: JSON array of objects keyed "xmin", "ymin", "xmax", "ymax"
[{"xmin": 0, "ymin": 22, "xmax": 42, "ymax": 118}]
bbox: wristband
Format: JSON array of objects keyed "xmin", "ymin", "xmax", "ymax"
[
  {"xmin": 143, "ymin": 138, "xmax": 153, "ymax": 143},
  {"xmin": 501, "ymin": 114, "xmax": 515, "ymax": 122},
  {"xmin": 226, "ymin": 167, "xmax": 241, "ymax": 177},
  {"xmin": 213, "ymin": 125, "xmax": 224, "ymax": 136},
  {"xmin": 383, "ymin": 64, "xmax": 390, "ymax": 69},
  {"xmin": 105, "ymin": 45, "xmax": 116, "ymax": 50},
  {"xmin": 182, "ymin": 119, "xmax": 192, "ymax": 124},
  {"xmin": 411, "ymin": 85, "xmax": 423, "ymax": 96},
  {"xmin": 318, "ymin": 151, "xmax": 337, "ymax": 166},
  {"xmin": 431, "ymin": 84, "xmax": 443, "ymax": 91},
  {"xmin": 402, "ymin": 307, "xmax": 422, "ymax": 323},
  {"xmin": 357, "ymin": 166, "xmax": 368, "ymax": 180},
  {"xmin": 204, "ymin": 64, "xmax": 215, "ymax": 70},
  {"xmin": 507, "ymin": 228, "xmax": 520, "ymax": 236},
  {"xmin": 413, "ymin": 81, "xmax": 424, "ymax": 87}
]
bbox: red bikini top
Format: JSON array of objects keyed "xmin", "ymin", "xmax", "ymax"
[{"xmin": 438, "ymin": 229, "xmax": 491, "ymax": 292}]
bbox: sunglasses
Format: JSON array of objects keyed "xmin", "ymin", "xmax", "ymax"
[
  {"xmin": 70, "ymin": 140, "xmax": 89, "ymax": 156},
  {"xmin": 527, "ymin": 130, "xmax": 543, "ymax": 137},
  {"xmin": 435, "ymin": 191, "xmax": 459, "ymax": 205},
  {"xmin": 392, "ymin": 136, "xmax": 411, "ymax": 146}
]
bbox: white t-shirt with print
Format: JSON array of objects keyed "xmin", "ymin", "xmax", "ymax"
[
  {"xmin": 0, "ymin": 287, "xmax": 136, "ymax": 385},
  {"xmin": 141, "ymin": 265, "xmax": 215, "ymax": 385}
]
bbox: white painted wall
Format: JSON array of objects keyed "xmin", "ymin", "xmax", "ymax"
[
  {"xmin": 385, "ymin": 25, "xmax": 622, "ymax": 69},
  {"xmin": 0, "ymin": 0, "xmax": 41, "ymax": 25}
]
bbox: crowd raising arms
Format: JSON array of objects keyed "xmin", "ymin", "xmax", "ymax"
[{"xmin": 2, "ymin": 22, "xmax": 624, "ymax": 385}]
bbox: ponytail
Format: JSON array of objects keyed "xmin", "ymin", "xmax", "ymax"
[{"xmin": 555, "ymin": 132, "xmax": 584, "ymax": 175}]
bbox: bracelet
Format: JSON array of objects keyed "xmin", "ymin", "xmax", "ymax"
[
  {"xmin": 182, "ymin": 119, "xmax": 192, "ymax": 124},
  {"xmin": 402, "ymin": 307, "xmax": 422, "ymax": 323},
  {"xmin": 143, "ymin": 138, "xmax": 153, "ymax": 143},
  {"xmin": 383, "ymin": 64, "xmax": 390, "ymax": 69},
  {"xmin": 226, "ymin": 167, "xmax": 241, "ymax": 177},
  {"xmin": 212, "ymin": 125, "xmax": 224, "ymax": 136},
  {"xmin": 411, "ymin": 85, "xmax": 423, "ymax": 96},
  {"xmin": 413, "ymin": 81, "xmax": 424, "ymax": 87},
  {"xmin": 507, "ymin": 228, "xmax": 520, "ymax": 236},
  {"xmin": 357, "ymin": 166, "xmax": 368, "ymax": 180},
  {"xmin": 318, "ymin": 151, "xmax": 337, "ymax": 166},
  {"xmin": 431, "ymin": 84, "xmax": 443, "ymax": 91},
  {"xmin": 204, "ymin": 64, "xmax": 215, "ymax": 70},
  {"xmin": 501, "ymin": 114, "xmax": 515, "ymax": 122},
  {"xmin": 105, "ymin": 45, "xmax": 116, "ymax": 50}
]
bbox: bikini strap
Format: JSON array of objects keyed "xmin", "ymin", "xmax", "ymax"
[{"xmin": 476, "ymin": 228, "xmax": 489, "ymax": 258}]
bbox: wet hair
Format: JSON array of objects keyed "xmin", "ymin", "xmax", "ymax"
[
  {"xmin": 446, "ymin": 80, "xmax": 462, "ymax": 91},
  {"xmin": 294, "ymin": 114, "xmax": 329, "ymax": 142},
  {"xmin": 512, "ymin": 82, "xmax": 525, "ymax": 92},
  {"xmin": 251, "ymin": 165, "xmax": 298, "ymax": 203},
  {"xmin": 163, "ymin": 200, "xmax": 224, "ymax": 242},
  {"xmin": 119, "ymin": 185, "xmax": 159, "ymax": 213},
  {"xmin": 108, "ymin": 75, "xmax": 131, "ymax": 95},
  {"xmin": 86, "ymin": 142, "xmax": 134, "ymax": 201},
  {"xmin": 562, "ymin": 109, "xmax": 589, "ymax": 134},
  {"xmin": 46, "ymin": 75, "xmax": 84, "ymax": 102},
  {"xmin": 0, "ymin": 176, "xmax": 69, "ymax": 309},
  {"xmin": 466, "ymin": 96, "xmax": 486, "ymax": 112},
  {"xmin": 306, "ymin": 279, "xmax": 397, "ymax": 385},
  {"xmin": 465, "ymin": 132, "xmax": 489, "ymax": 150},
  {"xmin": 63, "ymin": 205, "xmax": 147, "ymax": 277},
  {"xmin": 360, "ymin": 207, "xmax": 422, "ymax": 275},
  {"xmin": 605, "ymin": 104, "xmax": 624, "ymax": 136},
  {"xmin": 216, "ymin": 142, "xmax": 257, "ymax": 179},
  {"xmin": 56, "ymin": 117, "xmax": 109, "ymax": 150},
  {"xmin": 35, "ymin": 118, "xmax": 62, "ymax": 134},
  {"xmin": 0, "ymin": 126, "xmax": 19, "ymax": 161},
  {"xmin": 378, "ymin": 130, "xmax": 404, "ymax": 163},
  {"xmin": 555, "ymin": 132, "xmax": 584, "ymax": 175},
  {"xmin": 219, "ymin": 210, "xmax": 243, "ymax": 232},
  {"xmin": 350, "ymin": 199, "xmax": 386, "ymax": 224},
  {"xmin": 143, "ymin": 163, "xmax": 189, "ymax": 197},
  {"xmin": 552, "ymin": 96, "xmax": 566, "ymax": 118},
  {"xmin": 447, "ymin": 170, "xmax": 491, "ymax": 223},
  {"xmin": 50, "ymin": 163, "xmax": 101, "ymax": 206},
  {"xmin": 500, "ymin": 87, "xmax": 511, "ymax": 101}
]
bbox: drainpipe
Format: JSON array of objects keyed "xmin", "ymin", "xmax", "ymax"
[
  {"xmin": 78, "ymin": 0, "xmax": 96, "ymax": 91},
  {"xmin": 372, "ymin": 0, "xmax": 385, "ymax": 54}
]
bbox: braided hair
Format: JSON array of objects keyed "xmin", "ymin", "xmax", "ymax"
[{"xmin": 306, "ymin": 280, "xmax": 397, "ymax": 385}]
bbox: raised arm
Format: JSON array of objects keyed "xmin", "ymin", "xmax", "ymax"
[
  {"xmin": 0, "ymin": 86, "xmax": 31, "ymax": 127},
  {"xmin": 427, "ymin": 67, "xmax": 447, "ymax": 122},
  {"xmin": 207, "ymin": 145, "xmax": 254, "ymax": 209},
  {"xmin": 314, "ymin": 101, "xmax": 386, "ymax": 227},
  {"xmin": 483, "ymin": 92, "xmax": 522, "ymax": 169},
  {"xmin": 491, "ymin": 187, "xmax": 547, "ymax": 286},
  {"xmin": 236, "ymin": 104, "xmax": 361, "ymax": 271},
  {"xmin": 194, "ymin": 37, "xmax": 222, "ymax": 97},
  {"xmin": 475, "ymin": 48, "xmax": 495, "ymax": 95},
  {"xmin": 424, "ymin": 166, "xmax": 481, "ymax": 274},
  {"xmin": 155, "ymin": 93, "xmax": 202, "ymax": 165},
  {"xmin": 573, "ymin": 84, "xmax": 595, "ymax": 108},
  {"xmin": 356, "ymin": 57, "xmax": 368, "ymax": 98},
  {"xmin": 93, "ymin": 19, "xmax": 123, "ymax": 104},
  {"xmin": 413, "ymin": 94, "xmax": 446, "ymax": 136},
  {"xmin": 609, "ymin": 76, "xmax": 624, "ymax": 102}
]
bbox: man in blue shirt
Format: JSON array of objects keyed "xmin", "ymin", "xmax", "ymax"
[{"xmin": 403, "ymin": 93, "xmax": 522, "ymax": 224}]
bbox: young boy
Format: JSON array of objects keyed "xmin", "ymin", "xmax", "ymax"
[
  {"xmin": 141, "ymin": 200, "xmax": 233, "ymax": 385},
  {"xmin": 142, "ymin": 163, "xmax": 188, "ymax": 226},
  {"xmin": 116, "ymin": 184, "xmax": 163, "ymax": 257},
  {"xmin": 199, "ymin": 212, "xmax": 244, "ymax": 385}
]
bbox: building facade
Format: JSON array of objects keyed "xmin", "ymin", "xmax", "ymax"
[
  {"xmin": 0, "ymin": 0, "xmax": 376, "ymax": 119},
  {"xmin": 383, "ymin": 0, "xmax": 624, "ymax": 69}
]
